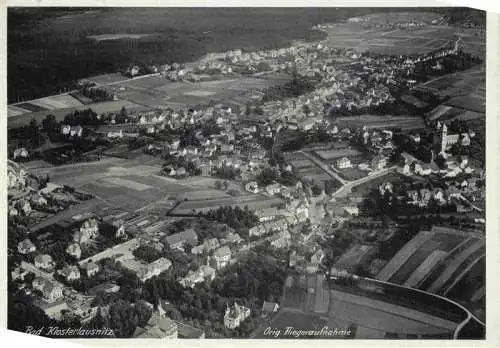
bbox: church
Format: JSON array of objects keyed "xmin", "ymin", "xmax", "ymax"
[{"xmin": 434, "ymin": 122, "xmax": 471, "ymax": 154}]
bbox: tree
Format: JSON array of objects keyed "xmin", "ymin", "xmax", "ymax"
[
  {"xmin": 311, "ymin": 183, "xmax": 323, "ymax": 196},
  {"xmin": 134, "ymin": 300, "xmax": 153, "ymax": 327},
  {"xmin": 42, "ymin": 114, "xmax": 59, "ymax": 132}
]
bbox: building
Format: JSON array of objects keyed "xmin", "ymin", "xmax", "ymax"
[
  {"xmin": 224, "ymin": 302, "xmax": 251, "ymax": 329},
  {"xmin": 33, "ymin": 278, "xmax": 64, "ymax": 303},
  {"xmin": 179, "ymin": 265, "xmax": 216, "ymax": 288},
  {"xmin": 336, "ymin": 157, "xmax": 352, "ymax": 169},
  {"xmin": 414, "ymin": 162, "xmax": 439, "ymax": 176},
  {"xmin": 249, "ymin": 224, "xmax": 267, "ymax": 237},
  {"xmin": 245, "ymin": 181, "xmax": 259, "ymax": 194},
  {"xmin": 134, "ymin": 302, "xmax": 178, "ymax": 339},
  {"xmin": 18, "ymin": 238, "xmax": 36, "ymax": 254},
  {"xmin": 434, "ymin": 123, "xmax": 461, "ymax": 153},
  {"xmin": 107, "ymin": 129, "xmax": 124, "ymax": 138},
  {"xmin": 34, "ymin": 254, "xmax": 54, "ymax": 270},
  {"xmin": 138, "ymin": 258, "xmax": 172, "ymax": 282},
  {"xmin": 379, "ymin": 182, "xmax": 393, "ymax": 196},
  {"xmin": 261, "ymin": 301, "xmax": 279, "ymax": 317},
  {"xmin": 66, "ymin": 243, "xmax": 82, "ymax": 259},
  {"xmin": 74, "ymin": 218, "xmax": 99, "ymax": 244},
  {"xmin": 343, "ymin": 206, "xmax": 359, "ymax": 217},
  {"xmin": 210, "ymin": 246, "xmax": 232, "ymax": 270},
  {"xmin": 371, "ymin": 154, "xmax": 387, "ymax": 170},
  {"xmin": 268, "ymin": 230, "xmax": 291, "ymax": 249},
  {"xmin": 255, "ymin": 206, "xmax": 280, "ymax": 222},
  {"xmin": 82, "ymin": 262, "xmax": 100, "ymax": 277},
  {"xmin": 70, "ymin": 126, "xmax": 83, "ymax": 137},
  {"xmin": 163, "ymin": 229, "xmax": 198, "ymax": 250},
  {"xmin": 13, "ymin": 147, "xmax": 29, "ymax": 160},
  {"xmin": 265, "ymin": 183, "xmax": 282, "ymax": 196},
  {"xmin": 191, "ymin": 238, "xmax": 220, "ymax": 255},
  {"xmin": 60, "ymin": 265, "xmax": 81, "ymax": 281}
]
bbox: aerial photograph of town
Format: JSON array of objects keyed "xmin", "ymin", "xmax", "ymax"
[{"xmin": 7, "ymin": 7, "xmax": 486, "ymax": 340}]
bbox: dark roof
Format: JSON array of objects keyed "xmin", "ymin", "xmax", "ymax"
[
  {"xmin": 164, "ymin": 229, "xmax": 198, "ymax": 246},
  {"xmin": 174, "ymin": 321, "xmax": 205, "ymax": 338},
  {"xmin": 262, "ymin": 301, "xmax": 279, "ymax": 312}
]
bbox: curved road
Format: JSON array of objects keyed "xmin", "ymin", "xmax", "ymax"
[{"xmin": 366, "ymin": 277, "xmax": 485, "ymax": 339}]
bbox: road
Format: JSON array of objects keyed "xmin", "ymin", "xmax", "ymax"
[
  {"xmin": 78, "ymin": 237, "xmax": 140, "ymax": 266},
  {"xmin": 91, "ymin": 73, "xmax": 161, "ymax": 87},
  {"xmin": 298, "ymin": 150, "xmax": 348, "ymax": 185},
  {"xmin": 332, "ymin": 166, "xmax": 398, "ymax": 198},
  {"xmin": 296, "ymin": 150, "xmax": 398, "ymax": 198}
]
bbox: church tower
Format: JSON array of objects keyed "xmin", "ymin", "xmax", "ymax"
[{"xmin": 440, "ymin": 123, "xmax": 448, "ymax": 153}]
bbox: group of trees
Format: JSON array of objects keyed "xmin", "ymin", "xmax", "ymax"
[
  {"xmin": 256, "ymin": 166, "xmax": 300, "ymax": 187},
  {"xmin": 103, "ymin": 299, "xmax": 152, "ymax": 337},
  {"xmin": 63, "ymin": 108, "xmax": 102, "ymax": 126},
  {"xmin": 140, "ymin": 252, "xmax": 287, "ymax": 337},
  {"xmin": 161, "ymin": 155, "xmax": 202, "ymax": 176},
  {"xmin": 410, "ymin": 51, "xmax": 482, "ymax": 83},
  {"xmin": 212, "ymin": 166, "xmax": 240, "ymax": 180},
  {"xmin": 262, "ymin": 76, "xmax": 316, "ymax": 102},
  {"xmin": 78, "ymin": 84, "xmax": 115, "ymax": 103},
  {"xmin": 8, "ymin": 119, "xmax": 44, "ymax": 152},
  {"xmin": 203, "ymin": 206, "xmax": 259, "ymax": 232}
]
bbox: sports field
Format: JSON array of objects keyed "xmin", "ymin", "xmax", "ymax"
[
  {"xmin": 172, "ymin": 195, "xmax": 283, "ymax": 215},
  {"xmin": 315, "ymin": 148, "xmax": 363, "ymax": 160},
  {"xmin": 105, "ymin": 75, "xmax": 291, "ymax": 108},
  {"xmin": 333, "ymin": 114, "xmax": 425, "ymax": 131}
]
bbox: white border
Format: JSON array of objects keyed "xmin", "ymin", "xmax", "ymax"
[{"xmin": 1, "ymin": 1, "xmax": 498, "ymax": 348}]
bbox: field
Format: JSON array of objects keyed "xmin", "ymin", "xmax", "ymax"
[
  {"xmin": 87, "ymin": 33, "xmax": 155, "ymax": 41},
  {"xmin": 376, "ymin": 226, "xmax": 485, "ymax": 319},
  {"xmin": 419, "ymin": 66, "xmax": 485, "ymax": 108},
  {"xmin": 8, "ymin": 100, "xmax": 149, "ymax": 129},
  {"xmin": 336, "ymin": 167, "xmax": 368, "ymax": 181},
  {"xmin": 424, "ymin": 67, "xmax": 485, "ymax": 122},
  {"xmin": 334, "ymin": 244, "xmax": 379, "ymax": 273},
  {"xmin": 446, "ymin": 256, "xmax": 485, "ymax": 322},
  {"xmin": 9, "ymin": 94, "xmax": 84, "ymax": 117},
  {"xmin": 278, "ymin": 274, "xmax": 459, "ymax": 338},
  {"xmin": 297, "ymin": 166, "xmax": 331, "ymax": 183},
  {"xmin": 284, "ymin": 151, "xmax": 341, "ymax": 183},
  {"xmin": 104, "ymin": 75, "xmax": 291, "ymax": 109},
  {"xmin": 172, "ymin": 195, "xmax": 283, "ymax": 215},
  {"xmin": 318, "ymin": 18, "xmax": 465, "ymax": 56},
  {"xmin": 332, "ymin": 114, "xmax": 425, "ymax": 131},
  {"xmin": 315, "ymin": 147, "xmax": 363, "ymax": 160}
]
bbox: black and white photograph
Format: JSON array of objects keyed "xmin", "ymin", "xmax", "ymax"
[{"xmin": 6, "ymin": 5, "xmax": 488, "ymax": 340}]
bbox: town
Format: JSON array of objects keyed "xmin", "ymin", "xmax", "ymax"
[{"xmin": 8, "ymin": 9, "xmax": 485, "ymax": 339}]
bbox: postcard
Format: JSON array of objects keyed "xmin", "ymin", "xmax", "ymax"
[{"xmin": 3, "ymin": 2, "xmax": 495, "ymax": 345}]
